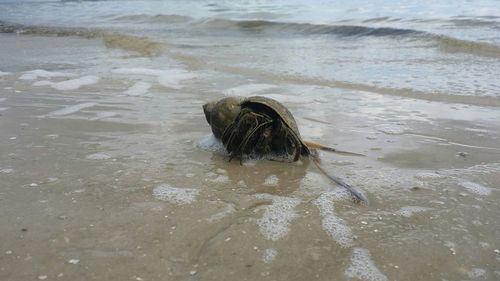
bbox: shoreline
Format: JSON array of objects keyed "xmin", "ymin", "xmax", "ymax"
[{"xmin": 1, "ymin": 33, "xmax": 500, "ymax": 281}]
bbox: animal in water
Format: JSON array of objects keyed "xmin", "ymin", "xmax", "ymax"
[{"xmin": 203, "ymin": 96, "xmax": 367, "ymax": 204}]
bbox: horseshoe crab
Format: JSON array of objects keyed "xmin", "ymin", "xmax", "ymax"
[{"xmin": 203, "ymin": 96, "xmax": 367, "ymax": 203}]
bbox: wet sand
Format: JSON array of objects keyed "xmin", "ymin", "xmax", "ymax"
[{"xmin": 1, "ymin": 34, "xmax": 500, "ymax": 281}]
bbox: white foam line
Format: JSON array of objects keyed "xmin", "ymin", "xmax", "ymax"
[
  {"xmin": 223, "ymin": 83, "xmax": 277, "ymax": 97},
  {"xmin": 153, "ymin": 184, "xmax": 199, "ymax": 205},
  {"xmin": 91, "ymin": 111, "xmax": 118, "ymax": 120},
  {"xmin": 314, "ymin": 191, "xmax": 354, "ymax": 248},
  {"xmin": 262, "ymin": 248, "xmax": 278, "ymax": 264},
  {"xmin": 112, "ymin": 68, "xmax": 166, "ymax": 76},
  {"xmin": 52, "ymin": 76, "xmax": 100, "ymax": 90},
  {"xmin": 255, "ymin": 194, "xmax": 301, "ymax": 241},
  {"xmin": 375, "ymin": 124, "xmax": 408, "ymax": 135},
  {"xmin": 45, "ymin": 102, "xmax": 97, "ymax": 117},
  {"xmin": 157, "ymin": 70, "xmax": 195, "ymax": 89},
  {"xmin": 123, "ymin": 81, "xmax": 151, "ymax": 96},
  {"xmin": 345, "ymin": 248, "xmax": 388, "ymax": 281},
  {"xmin": 0, "ymin": 71, "xmax": 11, "ymax": 76},
  {"xmin": 459, "ymin": 181, "xmax": 492, "ymax": 196},
  {"xmin": 34, "ymin": 76, "xmax": 100, "ymax": 91},
  {"xmin": 112, "ymin": 68, "xmax": 195, "ymax": 89},
  {"xmin": 395, "ymin": 206, "xmax": 433, "ymax": 217},
  {"xmin": 20, "ymin": 69, "xmax": 75, "ymax": 80},
  {"xmin": 86, "ymin": 153, "xmax": 112, "ymax": 160}
]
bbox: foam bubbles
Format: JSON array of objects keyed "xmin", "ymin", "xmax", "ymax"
[
  {"xmin": 263, "ymin": 175, "xmax": 279, "ymax": 187},
  {"xmin": 45, "ymin": 102, "xmax": 96, "ymax": 117},
  {"xmin": 112, "ymin": 67, "xmax": 165, "ymax": 76},
  {"xmin": 20, "ymin": 69, "xmax": 75, "ymax": 80},
  {"xmin": 396, "ymin": 206, "xmax": 433, "ymax": 217},
  {"xmin": 223, "ymin": 83, "xmax": 276, "ymax": 97},
  {"xmin": 0, "ymin": 71, "xmax": 11, "ymax": 76},
  {"xmin": 459, "ymin": 181, "xmax": 492, "ymax": 196},
  {"xmin": 255, "ymin": 194, "xmax": 301, "ymax": 241},
  {"xmin": 414, "ymin": 172, "xmax": 443, "ymax": 180},
  {"xmin": 35, "ymin": 76, "xmax": 100, "ymax": 90},
  {"xmin": 198, "ymin": 134, "xmax": 228, "ymax": 155},
  {"xmin": 468, "ymin": 268, "xmax": 487, "ymax": 279},
  {"xmin": 86, "ymin": 153, "xmax": 112, "ymax": 160},
  {"xmin": 262, "ymin": 248, "xmax": 277, "ymax": 263},
  {"xmin": 157, "ymin": 70, "xmax": 195, "ymax": 89},
  {"xmin": 153, "ymin": 184, "xmax": 199, "ymax": 205},
  {"xmin": 345, "ymin": 248, "xmax": 388, "ymax": 281},
  {"xmin": 124, "ymin": 81, "xmax": 151, "ymax": 96},
  {"xmin": 112, "ymin": 68, "xmax": 195, "ymax": 89},
  {"xmin": 206, "ymin": 174, "xmax": 229, "ymax": 183},
  {"xmin": 375, "ymin": 124, "xmax": 408, "ymax": 135},
  {"xmin": 314, "ymin": 191, "xmax": 354, "ymax": 248},
  {"xmin": 92, "ymin": 111, "xmax": 118, "ymax": 120}
]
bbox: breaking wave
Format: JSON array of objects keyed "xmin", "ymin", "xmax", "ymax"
[
  {"xmin": 109, "ymin": 14, "xmax": 193, "ymax": 24},
  {"xmin": 195, "ymin": 18, "xmax": 421, "ymax": 37},
  {"xmin": 192, "ymin": 18, "xmax": 500, "ymax": 58},
  {"xmin": 3, "ymin": 16, "xmax": 500, "ymax": 58}
]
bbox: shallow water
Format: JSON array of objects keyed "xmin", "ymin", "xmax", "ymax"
[{"xmin": 1, "ymin": 1, "xmax": 500, "ymax": 281}]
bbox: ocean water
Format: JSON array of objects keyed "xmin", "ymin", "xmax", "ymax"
[
  {"xmin": 1, "ymin": 1, "xmax": 500, "ymax": 281},
  {"xmin": 1, "ymin": 0, "xmax": 499, "ymax": 101}
]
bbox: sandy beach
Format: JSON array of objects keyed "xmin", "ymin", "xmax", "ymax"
[{"xmin": 1, "ymin": 1, "xmax": 500, "ymax": 278}]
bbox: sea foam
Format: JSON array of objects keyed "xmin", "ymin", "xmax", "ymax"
[
  {"xmin": 123, "ymin": 81, "xmax": 151, "ymax": 96},
  {"xmin": 223, "ymin": 83, "xmax": 277, "ymax": 97},
  {"xmin": 345, "ymin": 248, "xmax": 388, "ymax": 281},
  {"xmin": 262, "ymin": 248, "xmax": 278, "ymax": 263},
  {"xmin": 34, "ymin": 76, "xmax": 100, "ymax": 90},
  {"xmin": 198, "ymin": 134, "xmax": 228, "ymax": 155},
  {"xmin": 263, "ymin": 175, "xmax": 279, "ymax": 187},
  {"xmin": 45, "ymin": 102, "xmax": 96, "ymax": 117},
  {"xmin": 375, "ymin": 124, "xmax": 408, "ymax": 135},
  {"xmin": 459, "ymin": 181, "xmax": 492, "ymax": 196},
  {"xmin": 20, "ymin": 69, "xmax": 75, "ymax": 80},
  {"xmin": 112, "ymin": 68, "xmax": 195, "ymax": 89},
  {"xmin": 85, "ymin": 153, "xmax": 112, "ymax": 160},
  {"xmin": 395, "ymin": 206, "xmax": 433, "ymax": 217},
  {"xmin": 314, "ymin": 191, "xmax": 354, "ymax": 248},
  {"xmin": 153, "ymin": 184, "xmax": 199, "ymax": 205},
  {"xmin": 255, "ymin": 194, "xmax": 301, "ymax": 241}
]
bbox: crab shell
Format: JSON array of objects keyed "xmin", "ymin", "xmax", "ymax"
[
  {"xmin": 203, "ymin": 96, "xmax": 310, "ymax": 158},
  {"xmin": 203, "ymin": 96, "xmax": 242, "ymax": 139},
  {"xmin": 240, "ymin": 96, "xmax": 309, "ymax": 155}
]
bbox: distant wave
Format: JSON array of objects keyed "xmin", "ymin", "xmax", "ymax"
[
  {"xmin": 194, "ymin": 18, "xmax": 420, "ymax": 37},
  {"xmin": 1, "ymin": 21, "xmax": 498, "ymax": 106},
  {"xmin": 110, "ymin": 14, "xmax": 193, "ymax": 24},
  {"xmin": 433, "ymin": 35, "xmax": 500, "ymax": 58},
  {"xmin": 2, "ymin": 18, "xmax": 500, "ymax": 59},
  {"xmin": 0, "ymin": 20, "xmax": 163, "ymax": 56},
  {"xmin": 193, "ymin": 18, "xmax": 500, "ymax": 58}
]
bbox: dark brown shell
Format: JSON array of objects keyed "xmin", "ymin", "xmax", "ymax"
[
  {"xmin": 241, "ymin": 96, "xmax": 308, "ymax": 153},
  {"xmin": 241, "ymin": 96, "xmax": 300, "ymax": 135}
]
